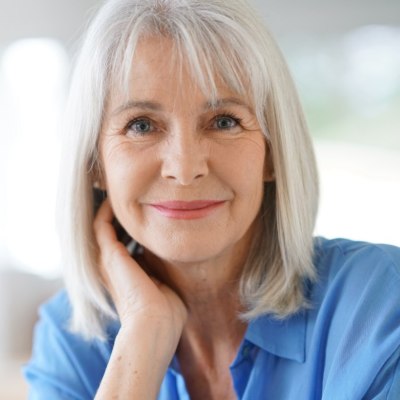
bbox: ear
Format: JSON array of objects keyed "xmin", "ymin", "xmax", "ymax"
[
  {"xmin": 93, "ymin": 179, "xmax": 106, "ymax": 190},
  {"xmin": 263, "ymin": 142, "xmax": 275, "ymax": 182},
  {"xmin": 91, "ymin": 159, "xmax": 107, "ymax": 190}
]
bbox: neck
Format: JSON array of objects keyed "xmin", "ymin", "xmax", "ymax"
[
  {"xmin": 142, "ymin": 231, "xmax": 250, "ymax": 310},
  {"xmin": 140, "ymin": 230, "xmax": 253, "ymax": 363}
]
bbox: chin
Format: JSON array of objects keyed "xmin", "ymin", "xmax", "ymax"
[{"xmin": 143, "ymin": 235, "xmax": 230, "ymax": 265}]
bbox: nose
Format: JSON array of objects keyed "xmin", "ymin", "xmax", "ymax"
[{"xmin": 161, "ymin": 126, "xmax": 209, "ymax": 185}]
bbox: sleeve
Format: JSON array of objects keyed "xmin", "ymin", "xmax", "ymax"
[
  {"xmin": 23, "ymin": 291, "xmax": 108, "ymax": 400},
  {"xmin": 319, "ymin": 241, "xmax": 400, "ymax": 399},
  {"xmin": 387, "ymin": 352, "xmax": 400, "ymax": 400},
  {"xmin": 368, "ymin": 244, "xmax": 400, "ymax": 400},
  {"xmin": 363, "ymin": 345, "xmax": 400, "ymax": 399}
]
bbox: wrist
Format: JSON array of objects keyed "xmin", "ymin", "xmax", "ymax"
[{"xmin": 117, "ymin": 317, "xmax": 179, "ymax": 367}]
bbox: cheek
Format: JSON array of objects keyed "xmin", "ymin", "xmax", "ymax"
[
  {"xmin": 102, "ymin": 142, "xmax": 158, "ymax": 211},
  {"xmin": 214, "ymin": 137, "xmax": 266, "ymax": 196}
]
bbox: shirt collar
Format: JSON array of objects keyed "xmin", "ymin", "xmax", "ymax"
[{"xmin": 245, "ymin": 310, "xmax": 307, "ymax": 363}]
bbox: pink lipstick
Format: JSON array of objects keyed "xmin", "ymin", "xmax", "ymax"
[{"xmin": 149, "ymin": 200, "xmax": 226, "ymax": 220}]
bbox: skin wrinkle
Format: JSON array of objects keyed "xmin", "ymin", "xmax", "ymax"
[
  {"xmin": 99, "ymin": 38, "xmax": 265, "ymax": 266},
  {"xmin": 110, "ymin": 97, "xmax": 256, "ymax": 118},
  {"xmin": 100, "ymin": 126, "xmax": 266, "ymax": 248},
  {"xmin": 98, "ymin": 38, "xmax": 273, "ymax": 396}
]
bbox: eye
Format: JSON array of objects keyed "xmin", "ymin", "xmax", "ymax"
[
  {"xmin": 127, "ymin": 118, "xmax": 153, "ymax": 135},
  {"xmin": 213, "ymin": 114, "xmax": 241, "ymax": 130}
]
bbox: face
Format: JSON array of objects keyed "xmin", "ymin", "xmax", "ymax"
[{"xmin": 100, "ymin": 37, "xmax": 273, "ymax": 265}]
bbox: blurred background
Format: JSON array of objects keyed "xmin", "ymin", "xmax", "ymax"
[{"xmin": 0, "ymin": 0, "xmax": 399, "ymax": 398}]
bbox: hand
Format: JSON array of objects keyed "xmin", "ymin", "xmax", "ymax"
[
  {"xmin": 93, "ymin": 199, "xmax": 187, "ymax": 347},
  {"xmin": 93, "ymin": 199, "xmax": 187, "ymax": 398}
]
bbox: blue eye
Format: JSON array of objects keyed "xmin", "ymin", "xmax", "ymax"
[
  {"xmin": 214, "ymin": 115, "xmax": 240, "ymax": 130},
  {"xmin": 128, "ymin": 118, "xmax": 152, "ymax": 135}
]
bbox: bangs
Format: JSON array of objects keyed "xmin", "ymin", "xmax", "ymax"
[
  {"xmin": 63, "ymin": 0, "xmax": 318, "ymax": 339},
  {"xmin": 108, "ymin": 5, "xmax": 271, "ymax": 129}
]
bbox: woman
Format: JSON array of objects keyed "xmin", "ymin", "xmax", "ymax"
[{"xmin": 24, "ymin": 0, "xmax": 400, "ymax": 399}]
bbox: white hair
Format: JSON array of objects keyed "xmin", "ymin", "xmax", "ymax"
[{"xmin": 58, "ymin": 0, "xmax": 319, "ymax": 340}]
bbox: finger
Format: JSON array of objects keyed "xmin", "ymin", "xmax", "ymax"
[
  {"xmin": 93, "ymin": 199, "xmax": 122, "ymax": 252},
  {"xmin": 94, "ymin": 200, "xmax": 148, "ymax": 282},
  {"xmin": 93, "ymin": 199, "xmax": 132, "ymax": 289},
  {"xmin": 149, "ymin": 275, "xmax": 163, "ymax": 288}
]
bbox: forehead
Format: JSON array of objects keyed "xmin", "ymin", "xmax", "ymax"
[
  {"xmin": 108, "ymin": 35, "xmax": 253, "ymax": 109},
  {"xmin": 129, "ymin": 37, "xmax": 199, "ymax": 98}
]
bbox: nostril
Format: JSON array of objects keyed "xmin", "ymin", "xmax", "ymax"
[
  {"xmin": 160, "ymin": 138, "xmax": 209, "ymax": 184},
  {"xmin": 161, "ymin": 158, "xmax": 208, "ymax": 185}
]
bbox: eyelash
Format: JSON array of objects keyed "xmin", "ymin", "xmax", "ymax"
[
  {"xmin": 125, "ymin": 118, "xmax": 156, "ymax": 136},
  {"xmin": 212, "ymin": 113, "xmax": 242, "ymax": 130},
  {"xmin": 124, "ymin": 112, "xmax": 243, "ymax": 136}
]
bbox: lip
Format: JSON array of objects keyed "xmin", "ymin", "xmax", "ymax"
[{"xmin": 148, "ymin": 200, "xmax": 226, "ymax": 220}]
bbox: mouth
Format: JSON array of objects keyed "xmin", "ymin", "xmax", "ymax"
[{"xmin": 148, "ymin": 200, "xmax": 226, "ymax": 220}]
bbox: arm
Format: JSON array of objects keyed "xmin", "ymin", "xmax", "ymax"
[
  {"xmin": 363, "ymin": 344, "xmax": 400, "ymax": 399},
  {"xmin": 23, "ymin": 291, "xmax": 107, "ymax": 399},
  {"xmin": 93, "ymin": 199, "xmax": 187, "ymax": 399},
  {"xmin": 96, "ymin": 320, "xmax": 177, "ymax": 399}
]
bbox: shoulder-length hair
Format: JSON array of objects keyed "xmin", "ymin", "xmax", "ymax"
[{"xmin": 58, "ymin": 0, "xmax": 319, "ymax": 340}]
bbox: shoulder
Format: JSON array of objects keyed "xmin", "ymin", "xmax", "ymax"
[
  {"xmin": 24, "ymin": 290, "xmax": 113, "ymax": 399},
  {"xmin": 310, "ymin": 238, "xmax": 400, "ymax": 397},
  {"xmin": 311, "ymin": 236, "xmax": 400, "ymax": 315},
  {"xmin": 311, "ymin": 237, "xmax": 400, "ymax": 322},
  {"xmin": 36, "ymin": 289, "xmax": 73, "ymax": 330},
  {"xmin": 314, "ymin": 236, "xmax": 400, "ymax": 285}
]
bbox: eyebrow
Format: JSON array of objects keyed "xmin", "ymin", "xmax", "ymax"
[
  {"xmin": 111, "ymin": 97, "xmax": 254, "ymax": 117},
  {"xmin": 204, "ymin": 97, "xmax": 253, "ymax": 113},
  {"xmin": 111, "ymin": 100, "xmax": 163, "ymax": 116}
]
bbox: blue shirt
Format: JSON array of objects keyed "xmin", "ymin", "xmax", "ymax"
[{"xmin": 24, "ymin": 238, "xmax": 400, "ymax": 399}]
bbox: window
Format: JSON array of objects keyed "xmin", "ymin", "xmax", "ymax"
[
  {"xmin": 0, "ymin": 26, "xmax": 399, "ymax": 279},
  {"xmin": 282, "ymin": 25, "xmax": 400, "ymax": 245},
  {"xmin": 0, "ymin": 38, "xmax": 68, "ymax": 277}
]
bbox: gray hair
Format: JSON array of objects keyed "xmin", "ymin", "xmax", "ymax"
[{"xmin": 58, "ymin": 0, "xmax": 319, "ymax": 340}]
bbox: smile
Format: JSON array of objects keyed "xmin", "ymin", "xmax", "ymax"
[{"xmin": 148, "ymin": 200, "xmax": 226, "ymax": 220}]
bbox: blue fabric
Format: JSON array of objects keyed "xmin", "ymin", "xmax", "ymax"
[{"xmin": 23, "ymin": 238, "xmax": 400, "ymax": 399}]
